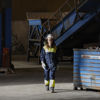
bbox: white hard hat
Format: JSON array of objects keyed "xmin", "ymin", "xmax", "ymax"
[{"xmin": 46, "ymin": 34, "xmax": 54, "ymax": 39}]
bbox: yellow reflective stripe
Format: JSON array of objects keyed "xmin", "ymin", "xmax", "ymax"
[
  {"xmin": 50, "ymin": 80, "xmax": 55, "ymax": 88},
  {"xmin": 44, "ymin": 80, "xmax": 49, "ymax": 86},
  {"xmin": 43, "ymin": 46, "xmax": 56, "ymax": 53}
]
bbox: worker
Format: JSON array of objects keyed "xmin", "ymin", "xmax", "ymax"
[{"xmin": 40, "ymin": 34, "xmax": 58, "ymax": 93}]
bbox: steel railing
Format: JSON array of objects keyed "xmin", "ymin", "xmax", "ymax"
[{"xmin": 41, "ymin": 0, "xmax": 87, "ymax": 38}]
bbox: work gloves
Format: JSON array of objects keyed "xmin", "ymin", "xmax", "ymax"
[{"xmin": 41, "ymin": 61, "xmax": 46, "ymax": 70}]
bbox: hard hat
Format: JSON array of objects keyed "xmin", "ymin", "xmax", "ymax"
[{"xmin": 46, "ymin": 34, "xmax": 54, "ymax": 39}]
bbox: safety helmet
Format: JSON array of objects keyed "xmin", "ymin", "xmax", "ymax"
[{"xmin": 46, "ymin": 34, "xmax": 54, "ymax": 39}]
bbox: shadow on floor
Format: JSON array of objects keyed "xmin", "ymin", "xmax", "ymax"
[
  {"xmin": 55, "ymin": 89, "xmax": 74, "ymax": 93},
  {"xmin": 0, "ymin": 67, "xmax": 73, "ymax": 86}
]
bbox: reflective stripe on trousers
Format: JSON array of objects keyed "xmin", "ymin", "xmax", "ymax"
[
  {"xmin": 44, "ymin": 80, "xmax": 55, "ymax": 88},
  {"xmin": 44, "ymin": 80, "xmax": 49, "ymax": 86}
]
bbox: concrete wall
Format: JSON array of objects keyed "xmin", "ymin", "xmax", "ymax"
[
  {"xmin": 12, "ymin": 21, "xmax": 29, "ymax": 55},
  {"xmin": 11, "ymin": 12, "xmax": 69, "ymax": 61},
  {"xmin": 12, "ymin": 0, "xmax": 68, "ymax": 20},
  {"xmin": 12, "ymin": 12, "xmax": 55, "ymax": 56}
]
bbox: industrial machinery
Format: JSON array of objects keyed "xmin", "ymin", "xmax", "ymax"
[
  {"xmin": 40, "ymin": 0, "xmax": 100, "ymax": 61},
  {"xmin": 27, "ymin": 19, "xmax": 42, "ymax": 61},
  {"xmin": 27, "ymin": 0, "xmax": 100, "ymax": 62}
]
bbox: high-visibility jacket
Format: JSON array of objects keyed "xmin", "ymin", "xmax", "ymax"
[{"xmin": 40, "ymin": 45, "xmax": 57, "ymax": 67}]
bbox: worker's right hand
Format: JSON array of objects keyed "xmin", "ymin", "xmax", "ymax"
[{"xmin": 41, "ymin": 61, "xmax": 46, "ymax": 70}]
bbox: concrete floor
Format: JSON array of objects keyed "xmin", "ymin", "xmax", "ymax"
[{"xmin": 0, "ymin": 61, "xmax": 100, "ymax": 100}]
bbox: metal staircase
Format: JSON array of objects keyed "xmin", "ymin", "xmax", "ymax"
[
  {"xmin": 41, "ymin": 0, "xmax": 86, "ymax": 43},
  {"xmin": 40, "ymin": 0, "xmax": 100, "ymax": 61},
  {"xmin": 41, "ymin": 0, "xmax": 100, "ymax": 46},
  {"xmin": 27, "ymin": 0, "xmax": 100, "ymax": 62}
]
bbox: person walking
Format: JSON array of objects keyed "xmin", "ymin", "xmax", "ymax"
[{"xmin": 40, "ymin": 34, "xmax": 58, "ymax": 93}]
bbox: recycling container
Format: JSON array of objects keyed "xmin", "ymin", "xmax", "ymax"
[{"xmin": 73, "ymin": 49, "xmax": 100, "ymax": 90}]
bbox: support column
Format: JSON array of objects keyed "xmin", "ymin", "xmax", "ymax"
[
  {"xmin": 0, "ymin": 0, "xmax": 12, "ymax": 68},
  {"xmin": 5, "ymin": 8, "xmax": 12, "ymax": 62},
  {"xmin": 0, "ymin": 11, "xmax": 2, "ymax": 67}
]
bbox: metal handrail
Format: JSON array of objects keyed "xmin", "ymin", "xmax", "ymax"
[
  {"xmin": 42, "ymin": 0, "xmax": 71, "ymax": 34},
  {"xmin": 41, "ymin": 0, "xmax": 87, "ymax": 38}
]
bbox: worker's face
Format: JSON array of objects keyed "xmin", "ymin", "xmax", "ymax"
[{"xmin": 47, "ymin": 38, "xmax": 53, "ymax": 46}]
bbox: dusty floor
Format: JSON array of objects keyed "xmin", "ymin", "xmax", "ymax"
[{"xmin": 0, "ymin": 61, "xmax": 100, "ymax": 100}]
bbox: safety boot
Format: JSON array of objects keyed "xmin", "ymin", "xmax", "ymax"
[
  {"xmin": 50, "ymin": 87, "xmax": 55, "ymax": 93},
  {"xmin": 45, "ymin": 86, "xmax": 49, "ymax": 91}
]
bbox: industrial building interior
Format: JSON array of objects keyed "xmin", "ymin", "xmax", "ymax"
[{"xmin": 0, "ymin": 0, "xmax": 100, "ymax": 100}]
